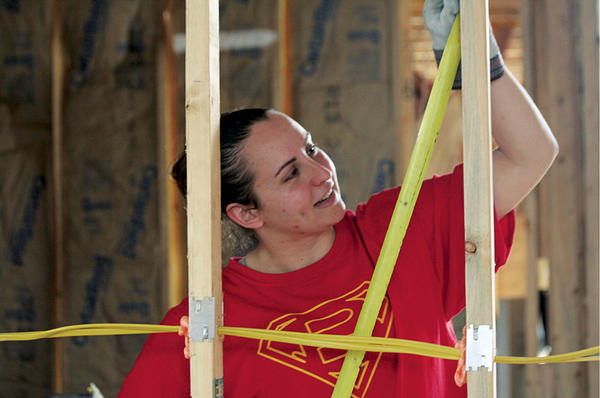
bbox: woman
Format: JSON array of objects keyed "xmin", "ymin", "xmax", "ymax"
[{"xmin": 119, "ymin": 1, "xmax": 558, "ymax": 396}]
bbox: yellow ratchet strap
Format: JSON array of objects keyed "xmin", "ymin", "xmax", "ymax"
[
  {"xmin": 1, "ymin": 324, "xmax": 598, "ymax": 365},
  {"xmin": 331, "ymin": 15, "xmax": 462, "ymax": 398}
]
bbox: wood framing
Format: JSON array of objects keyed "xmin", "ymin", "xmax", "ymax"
[
  {"xmin": 580, "ymin": 3, "xmax": 599, "ymax": 397},
  {"xmin": 392, "ymin": 0, "xmax": 416, "ymax": 179},
  {"xmin": 460, "ymin": 2, "xmax": 496, "ymax": 397},
  {"xmin": 520, "ymin": 2, "xmax": 541, "ymax": 396},
  {"xmin": 523, "ymin": 1, "xmax": 597, "ymax": 396},
  {"xmin": 185, "ymin": 0, "xmax": 223, "ymax": 397},
  {"xmin": 274, "ymin": 0, "xmax": 292, "ymax": 115},
  {"xmin": 538, "ymin": 9, "xmax": 584, "ymax": 394},
  {"xmin": 158, "ymin": 2, "xmax": 187, "ymax": 309},
  {"xmin": 50, "ymin": 0, "xmax": 65, "ymax": 392}
]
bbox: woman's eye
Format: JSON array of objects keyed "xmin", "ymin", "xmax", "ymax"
[
  {"xmin": 284, "ymin": 167, "xmax": 298, "ymax": 182},
  {"xmin": 306, "ymin": 144, "xmax": 317, "ymax": 156}
]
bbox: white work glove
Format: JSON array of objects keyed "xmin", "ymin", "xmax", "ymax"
[{"xmin": 423, "ymin": 0, "xmax": 504, "ymax": 88}]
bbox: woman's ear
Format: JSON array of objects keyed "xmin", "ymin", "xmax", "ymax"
[{"xmin": 225, "ymin": 203, "xmax": 263, "ymax": 230}]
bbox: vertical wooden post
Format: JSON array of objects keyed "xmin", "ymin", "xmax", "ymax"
[
  {"xmin": 521, "ymin": 3, "xmax": 541, "ymax": 396},
  {"xmin": 392, "ymin": 0, "xmax": 416, "ymax": 180},
  {"xmin": 524, "ymin": 1, "xmax": 596, "ymax": 396},
  {"xmin": 540, "ymin": 3, "xmax": 585, "ymax": 395},
  {"xmin": 523, "ymin": 196, "xmax": 543, "ymax": 396},
  {"xmin": 460, "ymin": 2, "xmax": 496, "ymax": 397},
  {"xmin": 274, "ymin": 0, "xmax": 292, "ymax": 116},
  {"xmin": 158, "ymin": 1, "xmax": 187, "ymax": 309},
  {"xmin": 521, "ymin": 1, "xmax": 554, "ymax": 395},
  {"xmin": 580, "ymin": 3, "xmax": 599, "ymax": 398},
  {"xmin": 185, "ymin": 0, "xmax": 223, "ymax": 397},
  {"xmin": 50, "ymin": 0, "xmax": 65, "ymax": 393}
]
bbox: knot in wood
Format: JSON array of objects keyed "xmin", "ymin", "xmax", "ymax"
[{"xmin": 465, "ymin": 241, "xmax": 477, "ymax": 254}]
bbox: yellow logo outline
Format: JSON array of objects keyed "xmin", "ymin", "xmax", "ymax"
[{"xmin": 257, "ymin": 281, "xmax": 394, "ymax": 398}]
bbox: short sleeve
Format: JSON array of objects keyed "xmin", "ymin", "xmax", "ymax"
[
  {"xmin": 353, "ymin": 164, "xmax": 516, "ymax": 321},
  {"xmin": 428, "ymin": 164, "xmax": 516, "ymax": 320}
]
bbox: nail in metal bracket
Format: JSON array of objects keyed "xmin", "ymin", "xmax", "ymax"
[
  {"xmin": 466, "ymin": 324, "xmax": 494, "ymax": 371},
  {"xmin": 189, "ymin": 296, "xmax": 216, "ymax": 342}
]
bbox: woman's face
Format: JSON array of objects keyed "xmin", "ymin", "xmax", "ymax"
[{"xmin": 242, "ymin": 111, "xmax": 346, "ymax": 236}]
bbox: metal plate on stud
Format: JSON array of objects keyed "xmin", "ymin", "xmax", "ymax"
[
  {"xmin": 466, "ymin": 324, "xmax": 493, "ymax": 371},
  {"xmin": 189, "ymin": 296, "xmax": 216, "ymax": 342}
]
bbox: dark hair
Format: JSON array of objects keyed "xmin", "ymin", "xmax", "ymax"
[{"xmin": 171, "ymin": 108, "xmax": 270, "ymax": 215}]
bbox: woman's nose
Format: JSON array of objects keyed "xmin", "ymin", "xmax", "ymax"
[{"xmin": 309, "ymin": 160, "xmax": 333, "ymax": 186}]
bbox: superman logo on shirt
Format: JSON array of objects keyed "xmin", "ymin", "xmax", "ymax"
[{"xmin": 257, "ymin": 281, "xmax": 394, "ymax": 398}]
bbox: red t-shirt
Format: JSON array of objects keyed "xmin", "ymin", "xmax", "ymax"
[{"xmin": 118, "ymin": 165, "xmax": 515, "ymax": 397}]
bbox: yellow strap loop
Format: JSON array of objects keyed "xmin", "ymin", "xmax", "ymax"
[{"xmin": 1, "ymin": 323, "xmax": 597, "ymax": 365}]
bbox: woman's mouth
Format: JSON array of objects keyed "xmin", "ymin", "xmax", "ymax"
[{"xmin": 314, "ymin": 189, "xmax": 334, "ymax": 207}]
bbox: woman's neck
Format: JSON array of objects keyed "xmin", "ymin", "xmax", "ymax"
[{"xmin": 243, "ymin": 226, "xmax": 336, "ymax": 274}]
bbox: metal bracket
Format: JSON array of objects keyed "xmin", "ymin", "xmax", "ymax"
[
  {"xmin": 189, "ymin": 296, "xmax": 216, "ymax": 342},
  {"xmin": 466, "ymin": 324, "xmax": 494, "ymax": 371}
]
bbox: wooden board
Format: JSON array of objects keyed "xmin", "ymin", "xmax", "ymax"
[
  {"xmin": 158, "ymin": 5, "xmax": 187, "ymax": 309},
  {"xmin": 460, "ymin": 2, "xmax": 496, "ymax": 397},
  {"xmin": 393, "ymin": 0, "xmax": 416, "ymax": 179},
  {"xmin": 274, "ymin": 0, "xmax": 292, "ymax": 115},
  {"xmin": 580, "ymin": 2, "xmax": 599, "ymax": 398},
  {"xmin": 50, "ymin": 0, "xmax": 65, "ymax": 392},
  {"xmin": 534, "ymin": 1, "xmax": 588, "ymax": 396},
  {"xmin": 521, "ymin": 2, "xmax": 549, "ymax": 395},
  {"xmin": 185, "ymin": 0, "xmax": 224, "ymax": 396}
]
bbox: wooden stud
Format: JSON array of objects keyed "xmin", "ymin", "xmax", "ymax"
[
  {"xmin": 534, "ymin": 1, "xmax": 587, "ymax": 396},
  {"xmin": 521, "ymin": 2, "xmax": 550, "ymax": 395},
  {"xmin": 393, "ymin": 0, "xmax": 416, "ymax": 180},
  {"xmin": 580, "ymin": 1, "xmax": 599, "ymax": 396},
  {"xmin": 274, "ymin": 0, "xmax": 293, "ymax": 116},
  {"xmin": 580, "ymin": 2, "xmax": 599, "ymax": 398},
  {"xmin": 185, "ymin": 0, "xmax": 223, "ymax": 397},
  {"xmin": 158, "ymin": 2, "xmax": 187, "ymax": 310},
  {"xmin": 523, "ymin": 196, "xmax": 542, "ymax": 396},
  {"xmin": 523, "ymin": 1, "xmax": 599, "ymax": 396},
  {"xmin": 460, "ymin": 2, "xmax": 496, "ymax": 397},
  {"xmin": 50, "ymin": 0, "xmax": 65, "ymax": 392}
]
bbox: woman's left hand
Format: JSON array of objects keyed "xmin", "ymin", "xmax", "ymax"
[
  {"xmin": 178, "ymin": 315, "xmax": 191, "ymax": 359},
  {"xmin": 454, "ymin": 325, "xmax": 467, "ymax": 387}
]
